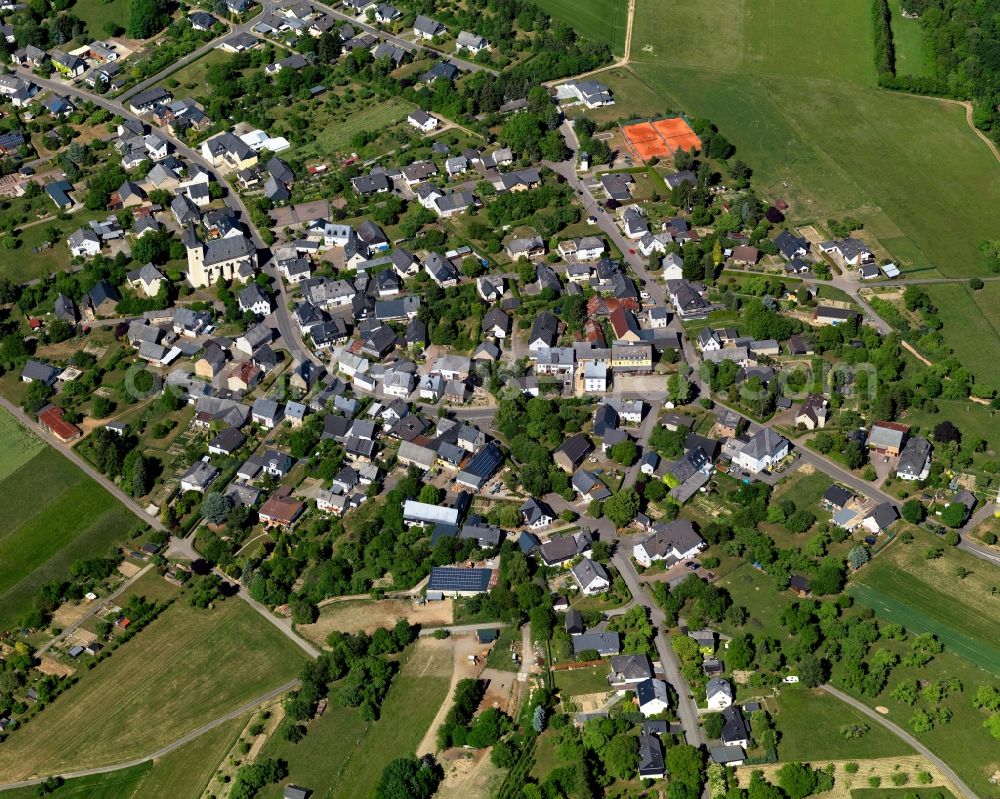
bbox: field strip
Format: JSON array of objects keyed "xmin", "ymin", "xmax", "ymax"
[
  {"xmin": 0, "ymin": 680, "xmax": 298, "ymax": 792},
  {"xmin": 848, "ymin": 583, "xmax": 1000, "ymax": 674}
]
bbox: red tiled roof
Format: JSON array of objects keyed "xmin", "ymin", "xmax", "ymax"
[{"xmin": 38, "ymin": 405, "xmax": 81, "ymax": 442}]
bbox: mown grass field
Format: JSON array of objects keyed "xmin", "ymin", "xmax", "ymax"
[
  {"xmin": 0, "ymin": 445, "xmax": 138, "ymax": 632},
  {"xmin": 555, "ymin": 664, "xmax": 612, "ymax": 698},
  {"xmin": 157, "ymin": 48, "xmax": 233, "ymax": 95},
  {"xmin": 0, "ymin": 598, "xmax": 304, "ymax": 782},
  {"xmin": 138, "ymin": 713, "xmax": 249, "ymax": 799},
  {"xmin": 888, "ymin": 0, "xmax": 929, "ymax": 77},
  {"xmin": 260, "ymin": 639, "xmax": 452, "ymax": 799},
  {"xmin": 0, "ymin": 408, "xmax": 43, "ymax": 481},
  {"xmin": 773, "ymin": 467, "xmax": 831, "ymax": 510},
  {"xmin": 0, "ymin": 764, "xmax": 152, "ymax": 799},
  {"xmin": 552, "ymin": 0, "xmax": 1000, "ymax": 282},
  {"xmin": 773, "ymin": 687, "xmax": 913, "ymax": 761},
  {"xmin": 0, "ymin": 208, "xmax": 115, "ymax": 284},
  {"xmin": 717, "ymin": 562, "xmax": 788, "ymax": 640},
  {"xmin": 849, "ymin": 532, "xmax": 1000, "ymax": 673},
  {"xmin": 852, "ymin": 790, "xmax": 957, "ymax": 799},
  {"xmin": 0, "ymin": 715, "xmax": 246, "ymax": 798},
  {"xmin": 532, "ymin": 0, "xmax": 627, "ymax": 55},
  {"xmin": 70, "ymin": 0, "xmax": 128, "ymax": 38}
]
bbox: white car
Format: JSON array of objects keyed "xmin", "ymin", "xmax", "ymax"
[{"xmin": 782, "ymin": 675, "xmax": 800, "ymax": 684}]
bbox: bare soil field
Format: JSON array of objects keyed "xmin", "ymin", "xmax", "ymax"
[
  {"xmin": 435, "ymin": 749, "xmax": 506, "ymax": 799},
  {"xmin": 297, "ymin": 598, "xmax": 453, "ymax": 644}
]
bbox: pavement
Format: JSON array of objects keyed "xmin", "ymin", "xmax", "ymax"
[{"xmin": 821, "ymin": 684, "xmax": 976, "ymax": 799}]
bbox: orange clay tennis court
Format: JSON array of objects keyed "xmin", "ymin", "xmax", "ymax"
[{"xmin": 623, "ymin": 118, "xmax": 702, "ymax": 162}]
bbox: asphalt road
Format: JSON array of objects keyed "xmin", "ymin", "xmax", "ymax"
[
  {"xmin": 821, "ymin": 684, "xmax": 976, "ymax": 799},
  {"xmin": 612, "ymin": 548, "xmax": 706, "ymax": 748}
]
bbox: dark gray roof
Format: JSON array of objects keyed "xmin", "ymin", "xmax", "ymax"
[
  {"xmin": 638, "ymin": 733, "xmax": 664, "ymax": 777},
  {"xmin": 571, "ymin": 630, "xmax": 620, "ymax": 655}
]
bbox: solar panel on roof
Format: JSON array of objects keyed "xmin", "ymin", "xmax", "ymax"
[{"xmin": 427, "ymin": 567, "xmax": 492, "ymax": 592}]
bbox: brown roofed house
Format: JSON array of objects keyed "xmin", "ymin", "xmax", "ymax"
[
  {"xmin": 259, "ymin": 486, "xmax": 305, "ymax": 528},
  {"xmin": 38, "ymin": 404, "xmax": 82, "ymax": 442}
]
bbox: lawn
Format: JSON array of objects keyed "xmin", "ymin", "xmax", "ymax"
[
  {"xmin": 887, "ymin": 0, "xmax": 929, "ymax": 78},
  {"xmin": 157, "ymin": 48, "xmax": 234, "ymax": 95},
  {"xmin": 485, "ymin": 625, "xmax": 521, "ymax": 671},
  {"xmin": 66, "ymin": 0, "xmax": 128, "ymax": 38},
  {"xmin": 717, "ymin": 562, "xmax": 789, "ymax": 640},
  {"xmin": 532, "ymin": 0, "xmax": 626, "ymax": 55},
  {"xmin": 259, "ymin": 639, "xmax": 452, "ymax": 799},
  {"xmin": 2, "ymin": 208, "xmax": 116, "ymax": 284},
  {"xmin": 815, "ymin": 285, "xmax": 859, "ymax": 305},
  {"xmin": 0, "ymin": 598, "xmax": 305, "ymax": 782},
  {"xmin": 773, "ymin": 687, "xmax": 913, "ymax": 761},
  {"xmin": 773, "ymin": 467, "xmax": 831, "ymax": 510},
  {"xmin": 580, "ymin": 0, "xmax": 1000, "ymax": 286},
  {"xmin": 898, "ymin": 399, "xmax": 1000, "ymax": 467},
  {"xmin": 0, "ymin": 445, "xmax": 139, "ymax": 631},
  {"xmin": 0, "ymin": 408, "xmax": 43, "ymax": 481},
  {"xmin": 848, "ymin": 532, "xmax": 1000, "ymax": 674},
  {"xmin": 555, "ymin": 664, "xmax": 612, "ymax": 698}
]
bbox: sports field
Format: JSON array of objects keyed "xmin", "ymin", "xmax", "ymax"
[
  {"xmin": 0, "ymin": 441, "xmax": 138, "ymax": 632},
  {"xmin": 848, "ymin": 533, "xmax": 1000, "ymax": 674},
  {"xmin": 623, "ymin": 118, "xmax": 701, "ymax": 162},
  {"xmin": 260, "ymin": 638, "xmax": 452, "ymax": 799},
  {"xmin": 532, "ymin": 0, "xmax": 627, "ymax": 55},
  {"xmin": 0, "ymin": 598, "xmax": 304, "ymax": 782},
  {"xmin": 546, "ymin": 0, "xmax": 1000, "ymax": 280}
]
